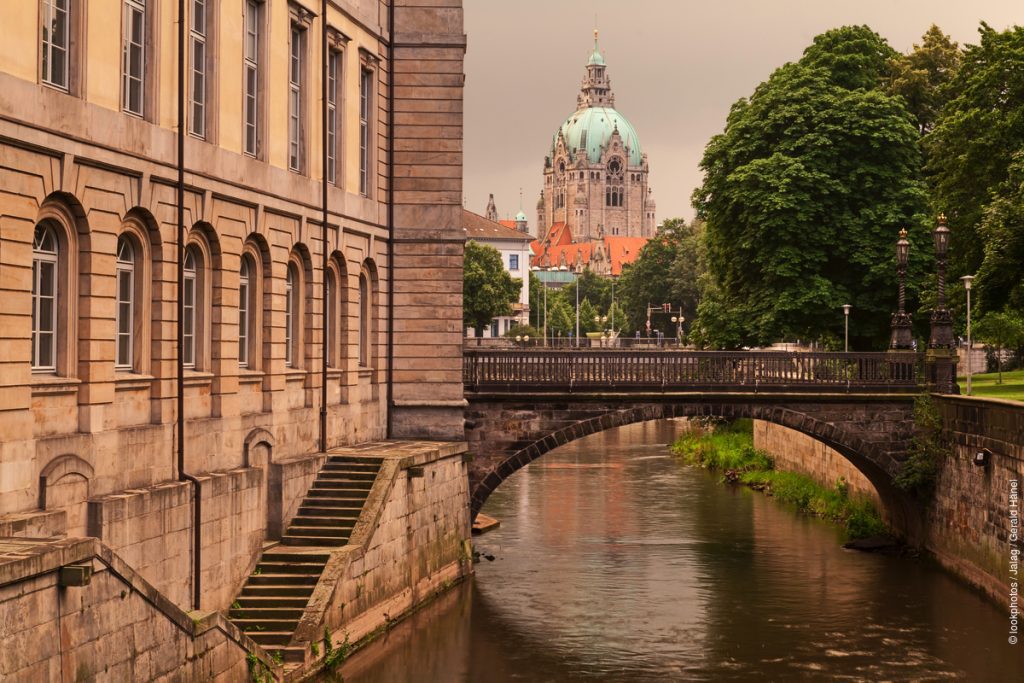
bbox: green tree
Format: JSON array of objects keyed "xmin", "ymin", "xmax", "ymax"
[
  {"xmin": 578, "ymin": 298, "xmax": 599, "ymax": 334},
  {"xmin": 974, "ymin": 153, "xmax": 1024, "ymax": 315},
  {"xmin": 463, "ymin": 240, "xmax": 520, "ymax": 336},
  {"xmin": 528, "ymin": 270, "xmax": 545, "ymax": 329},
  {"xmin": 605, "ymin": 301, "xmax": 628, "ymax": 336},
  {"xmin": 547, "ymin": 298, "xmax": 574, "ymax": 336},
  {"xmin": 926, "ymin": 24, "xmax": 1024, "ymax": 283},
  {"xmin": 617, "ymin": 218, "xmax": 705, "ymax": 337},
  {"xmin": 693, "ymin": 25, "xmax": 929, "ymax": 349},
  {"xmin": 575, "ymin": 270, "xmax": 612, "ymax": 312},
  {"xmin": 974, "ymin": 311, "xmax": 1024, "ymax": 383},
  {"xmin": 886, "ymin": 25, "xmax": 961, "ymax": 134}
]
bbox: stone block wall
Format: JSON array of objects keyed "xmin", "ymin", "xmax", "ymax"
[
  {"xmin": 927, "ymin": 396, "xmax": 1024, "ymax": 603},
  {"xmin": 0, "ymin": 538, "xmax": 263, "ymax": 682},
  {"xmin": 753, "ymin": 420, "xmax": 882, "ymax": 509},
  {"xmin": 87, "ymin": 466, "xmax": 266, "ymax": 610}
]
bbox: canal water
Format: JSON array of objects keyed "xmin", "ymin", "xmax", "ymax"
[{"xmin": 337, "ymin": 420, "xmax": 1024, "ymax": 682}]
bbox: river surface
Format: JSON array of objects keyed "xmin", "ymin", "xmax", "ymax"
[{"xmin": 336, "ymin": 420, "xmax": 1024, "ymax": 682}]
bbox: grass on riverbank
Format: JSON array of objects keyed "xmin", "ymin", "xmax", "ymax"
[
  {"xmin": 958, "ymin": 368, "xmax": 1024, "ymax": 402},
  {"xmin": 672, "ymin": 419, "xmax": 887, "ymax": 540}
]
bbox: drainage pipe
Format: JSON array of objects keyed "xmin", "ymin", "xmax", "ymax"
[
  {"xmin": 177, "ymin": 0, "xmax": 202, "ymax": 611},
  {"xmin": 320, "ymin": 0, "xmax": 329, "ymax": 453},
  {"xmin": 385, "ymin": 1, "xmax": 396, "ymax": 438}
]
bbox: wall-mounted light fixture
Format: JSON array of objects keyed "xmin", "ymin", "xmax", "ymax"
[{"xmin": 973, "ymin": 448, "xmax": 992, "ymax": 467}]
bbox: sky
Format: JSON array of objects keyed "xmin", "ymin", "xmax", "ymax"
[{"xmin": 462, "ymin": 0, "xmax": 1024, "ymax": 229}]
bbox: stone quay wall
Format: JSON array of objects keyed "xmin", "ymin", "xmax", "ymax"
[
  {"xmin": 753, "ymin": 420, "xmax": 883, "ymax": 509},
  {"xmin": 927, "ymin": 396, "xmax": 1024, "ymax": 604}
]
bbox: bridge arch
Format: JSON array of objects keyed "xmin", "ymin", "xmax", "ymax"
[{"xmin": 465, "ymin": 397, "xmax": 921, "ymax": 540}]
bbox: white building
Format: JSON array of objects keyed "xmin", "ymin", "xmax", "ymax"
[{"xmin": 463, "ymin": 209, "xmax": 532, "ymax": 337}]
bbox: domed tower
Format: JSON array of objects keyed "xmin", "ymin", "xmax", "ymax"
[{"xmin": 540, "ymin": 30, "xmax": 655, "ymax": 241}]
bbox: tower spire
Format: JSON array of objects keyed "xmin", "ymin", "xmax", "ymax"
[{"xmin": 579, "ymin": 31, "xmax": 614, "ymax": 109}]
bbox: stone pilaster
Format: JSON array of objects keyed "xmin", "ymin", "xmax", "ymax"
[{"xmin": 389, "ymin": 0, "xmax": 467, "ymax": 439}]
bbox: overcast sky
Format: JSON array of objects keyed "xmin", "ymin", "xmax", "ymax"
[{"xmin": 463, "ymin": 0, "xmax": 1024, "ymax": 227}]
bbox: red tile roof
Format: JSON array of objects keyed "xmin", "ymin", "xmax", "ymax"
[
  {"xmin": 462, "ymin": 209, "xmax": 533, "ymax": 242},
  {"xmin": 530, "ymin": 223, "xmax": 648, "ymax": 276}
]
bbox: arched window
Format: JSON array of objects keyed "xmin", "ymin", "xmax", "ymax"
[
  {"xmin": 358, "ymin": 271, "xmax": 370, "ymax": 367},
  {"xmin": 115, "ymin": 235, "xmax": 135, "ymax": 369},
  {"xmin": 285, "ymin": 263, "xmax": 298, "ymax": 367},
  {"xmin": 325, "ymin": 269, "xmax": 334, "ymax": 368},
  {"xmin": 32, "ymin": 224, "xmax": 59, "ymax": 372},
  {"xmin": 239, "ymin": 255, "xmax": 252, "ymax": 367},
  {"xmin": 183, "ymin": 247, "xmax": 198, "ymax": 368}
]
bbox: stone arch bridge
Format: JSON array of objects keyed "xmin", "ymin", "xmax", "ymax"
[{"xmin": 463, "ymin": 349, "xmax": 927, "ymax": 537}]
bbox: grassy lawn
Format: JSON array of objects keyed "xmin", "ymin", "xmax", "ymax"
[{"xmin": 958, "ymin": 368, "xmax": 1024, "ymax": 402}]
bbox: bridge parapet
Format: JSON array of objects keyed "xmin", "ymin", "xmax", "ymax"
[{"xmin": 464, "ymin": 349, "xmax": 923, "ymax": 393}]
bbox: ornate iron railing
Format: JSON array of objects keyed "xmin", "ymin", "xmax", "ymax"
[{"xmin": 463, "ymin": 350, "xmax": 924, "ymax": 392}]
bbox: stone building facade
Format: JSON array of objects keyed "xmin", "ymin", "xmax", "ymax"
[
  {"xmin": 538, "ymin": 31, "xmax": 656, "ymax": 241},
  {"xmin": 0, "ymin": 0, "xmax": 465, "ymax": 608}
]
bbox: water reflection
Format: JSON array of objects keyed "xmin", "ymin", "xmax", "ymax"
[{"xmin": 337, "ymin": 420, "xmax": 1024, "ymax": 682}]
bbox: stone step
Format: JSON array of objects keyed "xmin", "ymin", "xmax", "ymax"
[
  {"xmin": 235, "ymin": 596, "xmax": 310, "ymax": 609},
  {"xmin": 313, "ymin": 479, "xmax": 378, "ymax": 489},
  {"xmin": 286, "ymin": 525, "xmax": 350, "ymax": 538},
  {"xmin": 281, "ymin": 535, "xmax": 346, "ymax": 547},
  {"xmin": 230, "ymin": 607, "xmax": 305, "ymax": 621},
  {"xmin": 322, "ymin": 462, "xmax": 381, "ymax": 473},
  {"xmin": 298, "ymin": 505, "xmax": 363, "ymax": 517},
  {"xmin": 329, "ymin": 455, "xmax": 383, "ymax": 465},
  {"xmin": 318, "ymin": 470, "xmax": 378, "ymax": 482},
  {"xmin": 245, "ymin": 630, "xmax": 296, "ymax": 647},
  {"xmin": 303, "ymin": 489, "xmax": 371, "ymax": 501},
  {"xmin": 277, "ymin": 646, "xmax": 307, "ymax": 664},
  {"xmin": 289, "ymin": 516, "xmax": 356, "ymax": 528},
  {"xmin": 260, "ymin": 552, "xmax": 331, "ymax": 564},
  {"xmin": 234, "ymin": 618, "xmax": 301, "ymax": 633},
  {"xmin": 240, "ymin": 585, "xmax": 315, "ymax": 598},
  {"xmin": 246, "ymin": 573, "xmax": 319, "ymax": 586},
  {"xmin": 255, "ymin": 561, "xmax": 327, "ymax": 575}
]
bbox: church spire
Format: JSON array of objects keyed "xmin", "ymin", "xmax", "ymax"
[
  {"xmin": 485, "ymin": 193, "xmax": 497, "ymax": 222},
  {"xmin": 578, "ymin": 31, "xmax": 614, "ymax": 110}
]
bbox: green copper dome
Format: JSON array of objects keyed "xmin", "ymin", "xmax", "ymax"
[
  {"xmin": 554, "ymin": 107, "xmax": 643, "ymax": 166},
  {"xmin": 515, "ymin": 210, "xmax": 528, "ymax": 222},
  {"xmin": 588, "ymin": 47, "xmax": 605, "ymax": 66}
]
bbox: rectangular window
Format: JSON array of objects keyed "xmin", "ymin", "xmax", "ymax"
[
  {"xmin": 325, "ymin": 275, "xmax": 333, "ymax": 367},
  {"xmin": 327, "ymin": 51, "xmax": 340, "ymax": 184},
  {"xmin": 32, "ymin": 259, "xmax": 57, "ymax": 371},
  {"xmin": 359, "ymin": 67, "xmax": 371, "ymax": 195},
  {"xmin": 509, "ymin": 254, "xmax": 519, "ymax": 271},
  {"xmin": 116, "ymin": 267, "xmax": 134, "ymax": 368},
  {"xmin": 490, "ymin": 320, "xmax": 499, "ymax": 338},
  {"xmin": 41, "ymin": 0, "xmax": 70, "ymax": 91},
  {"xmin": 238, "ymin": 276, "xmax": 249, "ymax": 368},
  {"xmin": 189, "ymin": 0, "xmax": 207, "ymax": 138},
  {"xmin": 183, "ymin": 271, "xmax": 195, "ymax": 368},
  {"xmin": 288, "ymin": 25, "xmax": 304, "ymax": 172},
  {"xmin": 243, "ymin": 0, "xmax": 260, "ymax": 156},
  {"xmin": 122, "ymin": 0, "xmax": 146, "ymax": 117}
]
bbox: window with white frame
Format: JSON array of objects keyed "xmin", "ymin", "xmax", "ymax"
[
  {"xmin": 285, "ymin": 263, "xmax": 297, "ymax": 366},
  {"xmin": 243, "ymin": 0, "xmax": 261, "ymax": 157},
  {"xmin": 288, "ymin": 24, "xmax": 305, "ymax": 172},
  {"xmin": 509, "ymin": 253, "xmax": 519, "ymax": 271},
  {"xmin": 32, "ymin": 224, "xmax": 59, "ymax": 372},
  {"xmin": 115, "ymin": 235, "xmax": 135, "ymax": 369},
  {"xmin": 183, "ymin": 247, "xmax": 197, "ymax": 368},
  {"xmin": 325, "ymin": 270, "xmax": 334, "ymax": 367},
  {"xmin": 41, "ymin": 0, "xmax": 70, "ymax": 91},
  {"xmin": 359, "ymin": 67, "xmax": 371, "ymax": 195},
  {"xmin": 122, "ymin": 0, "xmax": 146, "ymax": 116},
  {"xmin": 239, "ymin": 256, "xmax": 251, "ymax": 367},
  {"xmin": 327, "ymin": 50, "xmax": 340, "ymax": 183},
  {"xmin": 189, "ymin": 0, "xmax": 208, "ymax": 138}
]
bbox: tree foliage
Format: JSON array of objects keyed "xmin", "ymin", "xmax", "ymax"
[
  {"xmin": 617, "ymin": 218, "xmax": 706, "ymax": 337},
  {"xmin": 463, "ymin": 240, "xmax": 520, "ymax": 335},
  {"xmin": 886, "ymin": 25, "xmax": 961, "ymax": 134},
  {"xmin": 974, "ymin": 311, "xmax": 1024, "ymax": 383},
  {"xmin": 926, "ymin": 23, "xmax": 1024, "ymax": 294},
  {"xmin": 693, "ymin": 25, "xmax": 929, "ymax": 349}
]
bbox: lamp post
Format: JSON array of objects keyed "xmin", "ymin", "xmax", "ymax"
[
  {"xmin": 574, "ymin": 264, "xmax": 582, "ymax": 347},
  {"xmin": 842, "ymin": 304, "xmax": 851, "ymax": 352},
  {"xmin": 890, "ymin": 228, "xmax": 914, "ymax": 349},
  {"xmin": 610, "ymin": 277, "xmax": 616, "ymax": 333},
  {"xmin": 594, "ymin": 314, "xmax": 608, "ymax": 346},
  {"xmin": 927, "ymin": 214, "xmax": 957, "ymax": 393},
  {"xmin": 671, "ymin": 310, "xmax": 685, "ymax": 343},
  {"xmin": 961, "ymin": 274, "xmax": 974, "ymax": 395}
]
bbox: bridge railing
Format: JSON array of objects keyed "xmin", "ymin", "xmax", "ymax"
[{"xmin": 463, "ymin": 349, "xmax": 924, "ymax": 392}]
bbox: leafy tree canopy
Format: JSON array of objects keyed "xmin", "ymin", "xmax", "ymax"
[
  {"xmin": 886, "ymin": 24, "xmax": 960, "ymax": 134},
  {"xmin": 463, "ymin": 240, "xmax": 520, "ymax": 335},
  {"xmin": 693, "ymin": 25, "xmax": 929, "ymax": 349}
]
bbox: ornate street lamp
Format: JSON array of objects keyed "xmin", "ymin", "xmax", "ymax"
[
  {"xmin": 927, "ymin": 213, "xmax": 958, "ymax": 393},
  {"xmin": 890, "ymin": 228, "xmax": 914, "ymax": 349}
]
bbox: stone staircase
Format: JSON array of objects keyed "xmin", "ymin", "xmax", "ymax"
[{"xmin": 228, "ymin": 455, "xmax": 383, "ymax": 660}]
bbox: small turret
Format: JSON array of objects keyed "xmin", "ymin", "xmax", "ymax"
[{"xmin": 485, "ymin": 194, "xmax": 498, "ymax": 222}]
